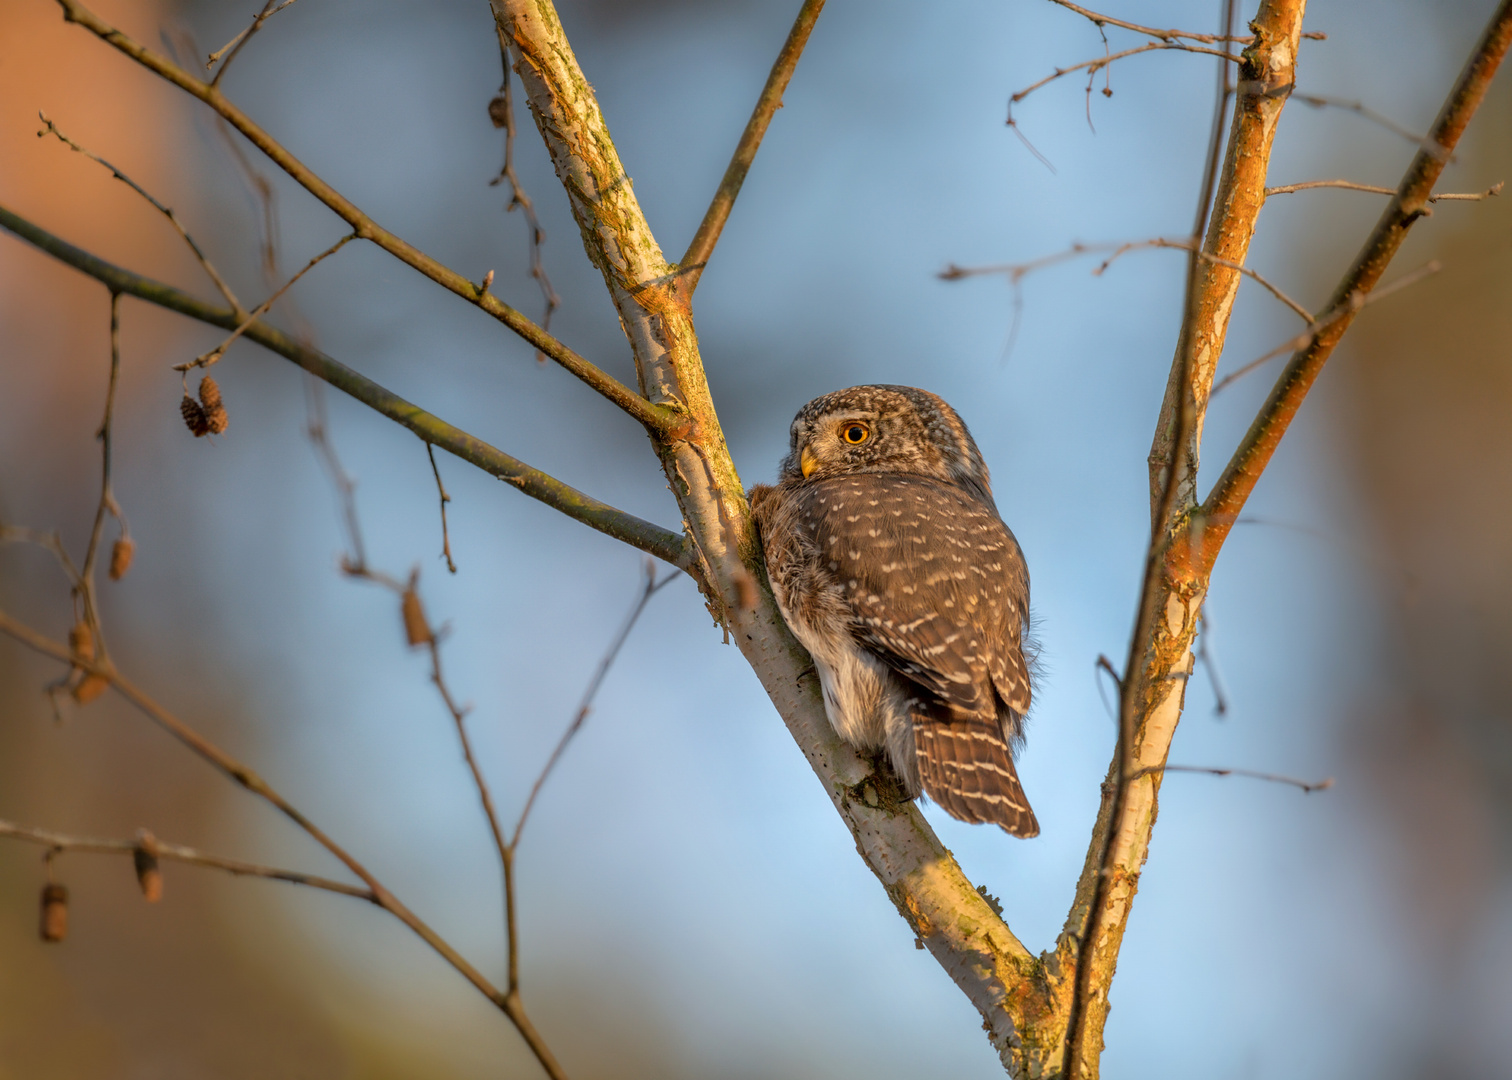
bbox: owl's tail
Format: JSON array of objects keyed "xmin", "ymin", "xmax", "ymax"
[{"xmin": 913, "ymin": 715, "xmax": 1040, "ymax": 838}]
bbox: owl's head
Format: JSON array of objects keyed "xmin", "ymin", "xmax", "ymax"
[{"xmin": 778, "ymin": 384, "xmax": 993, "ymax": 498}]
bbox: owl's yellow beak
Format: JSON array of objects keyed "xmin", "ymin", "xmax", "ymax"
[{"xmin": 800, "ymin": 444, "xmax": 819, "ymax": 479}]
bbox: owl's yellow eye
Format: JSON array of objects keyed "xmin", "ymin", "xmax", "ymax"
[{"xmin": 841, "ymin": 423, "xmax": 870, "ymax": 445}]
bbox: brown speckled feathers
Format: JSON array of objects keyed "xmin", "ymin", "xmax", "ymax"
[{"xmin": 752, "ymin": 386, "xmax": 1039, "ymax": 837}]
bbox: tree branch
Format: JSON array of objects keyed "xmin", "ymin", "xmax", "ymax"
[
  {"xmin": 492, "ymin": 1, "xmax": 1048, "ymax": 1071},
  {"xmin": 0, "ymin": 819, "xmax": 376, "ymax": 901},
  {"xmin": 1190, "ymin": 0, "xmax": 1512, "ymax": 580},
  {"xmin": 0, "ymin": 204, "xmax": 692, "ymax": 570},
  {"xmin": 1265, "ymin": 178, "xmax": 1503, "ymax": 200},
  {"xmin": 52, "ymin": 0, "xmax": 681, "ymax": 436},
  {"xmin": 679, "ymin": 0, "xmax": 826, "ymax": 292}
]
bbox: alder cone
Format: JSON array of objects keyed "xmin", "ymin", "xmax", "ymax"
[
  {"xmin": 199, "ymin": 376, "xmax": 228, "ymax": 435},
  {"xmin": 401, "ymin": 587, "xmax": 431, "ymax": 647},
  {"xmin": 488, "ymin": 94, "xmax": 509, "ymax": 128},
  {"xmin": 68, "ymin": 620, "xmax": 94, "ymax": 662},
  {"xmin": 108, "ymin": 535, "xmax": 135, "ymax": 580},
  {"xmin": 181, "ymin": 395, "xmax": 210, "ymax": 437},
  {"xmin": 39, "ymin": 884, "xmax": 68, "ymax": 942},
  {"xmin": 72, "ymin": 673, "xmax": 109, "ymax": 704}
]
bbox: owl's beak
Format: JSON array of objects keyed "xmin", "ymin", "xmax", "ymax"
[{"xmin": 800, "ymin": 444, "xmax": 819, "ymax": 479}]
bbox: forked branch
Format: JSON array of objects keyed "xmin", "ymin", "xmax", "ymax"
[
  {"xmin": 54, "ymin": 0, "xmax": 680, "ymax": 436},
  {"xmin": 0, "ymin": 205, "xmax": 692, "ymax": 569}
]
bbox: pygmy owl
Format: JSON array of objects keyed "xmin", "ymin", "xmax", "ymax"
[{"xmin": 750, "ymin": 385, "xmax": 1038, "ymax": 837}]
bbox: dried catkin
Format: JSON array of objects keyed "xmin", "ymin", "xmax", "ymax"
[
  {"xmin": 181, "ymin": 395, "xmax": 210, "ymax": 437},
  {"xmin": 109, "ymin": 535, "xmax": 135, "ymax": 581},
  {"xmin": 39, "ymin": 883, "xmax": 68, "ymax": 942},
  {"xmin": 401, "ymin": 587, "xmax": 431, "ymax": 647},
  {"xmin": 68, "ymin": 620, "xmax": 94, "ymax": 662},
  {"xmin": 199, "ymin": 376, "xmax": 228, "ymax": 435}
]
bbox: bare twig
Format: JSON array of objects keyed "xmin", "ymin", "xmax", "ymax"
[
  {"xmin": 1194, "ymin": 608, "xmax": 1229, "ymax": 716},
  {"xmin": 37, "ymin": 111, "xmax": 244, "ymax": 315},
  {"xmin": 488, "ymin": 28, "xmax": 560, "ymax": 360},
  {"xmin": 1128, "ymin": 764, "xmax": 1333, "ymax": 793},
  {"xmin": 0, "ymin": 204, "xmax": 693, "ymax": 569},
  {"xmin": 207, "ymin": 0, "xmax": 301, "ymax": 86},
  {"xmin": 427, "ymin": 444, "xmax": 457, "ymax": 574},
  {"xmin": 1009, "ymin": 40, "xmax": 1239, "ymax": 121},
  {"xmin": 1209, "ymin": 259, "xmax": 1441, "ymax": 395},
  {"xmin": 1295, "ymin": 93, "xmax": 1453, "ymax": 162},
  {"xmin": 0, "ymin": 819, "xmax": 375, "ymax": 900},
  {"xmin": 679, "ymin": 0, "xmax": 827, "ymax": 292},
  {"xmin": 78, "ymin": 292, "xmax": 125, "ymax": 649},
  {"xmin": 176, "ymin": 232, "xmax": 357, "ymax": 372},
  {"xmin": 512, "ymin": 561, "xmax": 676, "ymax": 848},
  {"xmin": 944, "ymin": 236, "xmax": 1313, "ymax": 333},
  {"xmin": 0, "ymin": 612, "xmax": 505, "ymax": 1002},
  {"xmin": 1066, "ymin": 1, "xmax": 1244, "ymax": 1070},
  {"xmin": 1045, "ymin": 0, "xmax": 1326, "ymax": 45},
  {"xmin": 1266, "ymin": 178, "xmax": 1503, "ymax": 200},
  {"xmin": 54, "ymin": 0, "xmax": 679, "ymax": 436}
]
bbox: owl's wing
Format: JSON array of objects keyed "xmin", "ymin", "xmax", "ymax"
[{"xmin": 800, "ymin": 475, "xmax": 1030, "ymax": 721}]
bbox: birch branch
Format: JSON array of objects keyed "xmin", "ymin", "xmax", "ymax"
[
  {"xmin": 491, "ymin": 1, "xmax": 1050, "ymax": 1072},
  {"xmin": 0, "ymin": 204, "xmax": 691, "ymax": 569}
]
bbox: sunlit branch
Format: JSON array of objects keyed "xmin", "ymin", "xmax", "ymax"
[
  {"xmin": 680, "ymin": 0, "xmax": 827, "ymax": 292},
  {"xmin": 53, "ymin": 0, "xmax": 680, "ymax": 436},
  {"xmin": 0, "ymin": 205, "xmax": 693, "ymax": 569}
]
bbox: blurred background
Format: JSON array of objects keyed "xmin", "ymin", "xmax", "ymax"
[{"xmin": 2, "ymin": 0, "xmax": 1509, "ymax": 1076}]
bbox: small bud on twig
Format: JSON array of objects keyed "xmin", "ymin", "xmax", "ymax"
[
  {"xmin": 67, "ymin": 620, "xmax": 109, "ymax": 703},
  {"xmin": 109, "ymin": 535, "xmax": 135, "ymax": 581},
  {"xmin": 134, "ymin": 830, "xmax": 163, "ymax": 903},
  {"xmin": 39, "ymin": 883, "xmax": 68, "ymax": 942},
  {"xmin": 480, "ymin": 269, "xmax": 494, "ymax": 295},
  {"xmin": 199, "ymin": 376, "xmax": 229, "ymax": 435},
  {"xmin": 401, "ymin": 586, "xmax": 431, "ymax": 647}
]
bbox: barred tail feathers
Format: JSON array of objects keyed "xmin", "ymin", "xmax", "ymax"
[{"xmin": 913, "ymin": 714, "xmax": 1040, "ymax": 838}]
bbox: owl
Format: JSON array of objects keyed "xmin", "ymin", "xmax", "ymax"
[{"xmin": 749, "ymin": 385, "xmax": 1038, "ymax": 837}]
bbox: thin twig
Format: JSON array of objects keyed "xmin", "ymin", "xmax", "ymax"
[
  {"xmin": 1044, "ymin": 0, "xmax": 1326, "ymax": 45},
  {"xmin": 512, "ymin": 562, "xmax": 676, "ymax": 849},
  {"xmin": 1194, "ymin": 608, "xmax": 1229, "ymax": 716},
  {"xmin": 0, "ymin": 204, "xmax": 693, "ymax": 568},
  {"xmin": 303, "ymin": 375, "xmax": 368, "ymax": 571},
  {"xmin": 427, "ymin": 444, "xmax": 457, "ymax": 574},
  {"xmin": 1127, "ymin": 764, "xmax": 1333, "ymax": 792},
  {"xmin": 1266, "ymin": 178, "xmax": 1503, "ymax": 200},
  {"xmin": 1093, "ymin": 654, "xmax": 1122, "ymax": 726},
  {"xmin": 76, "ymin": 292, "xmax": 124, "ymax": 663},
  {"xmin": 1009, "ymin": 40, "xmax": 1239, "ymax": 118},
  {"xmin": 488, "ymin": 26, "xmax": 560, "ymax": 360},
  {"xmin": 55, "ymin": 0, "xmax": 678, "ymax": 436},
  {"xmin": 208, "ymin": 0, "xmax": 301, "ymax": 86},
  {"xmin": 1295, "ymin": 93, "xmax": 1453, "ymax": 162},
  {"xmin": 175, "ymin": 232, "xmax": 357, "ymax": 371},
  {"xmin": 1209, "ymin": 259, "xmax": 1441, "ymax": 395},
  {"xmin": 944, "ymin": 236, "xmax": 1313, "ymax": 331},
  {"xmin": 0, "ymin": 819, "xmax": 376, "ymax": 900},
  {"xmin": 1066, "ymin": 1, "xmax": 1239, "ymax": 1070},
  {"xmin": 37, "ymin": 111, "xmax": 244, "ymax": 316},
  {"xmin": 0, "ymin": 609, "xmax": 508, "ymax": 1011},
  {"xmin": 679, "ymin": 0, "xmax": 827, "ymax": 293}
]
